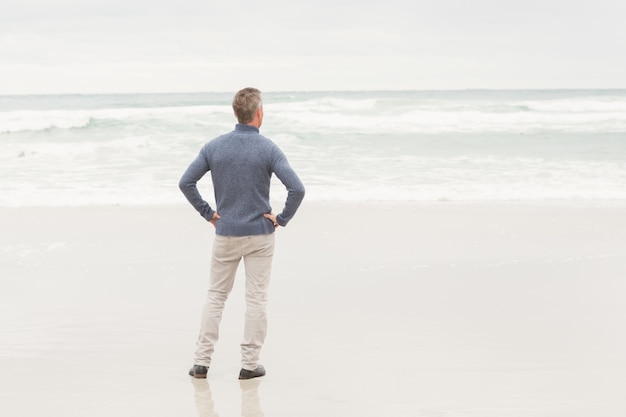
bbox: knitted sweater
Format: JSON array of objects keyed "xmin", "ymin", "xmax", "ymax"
[{"xmin": 179, "ymin": 124, "xmax": 305, "ymax": 236}]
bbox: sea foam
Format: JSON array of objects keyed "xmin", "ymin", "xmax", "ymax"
[{"xmin": 1, "ymin": 90, "xmax": 626, "ymax": 207}]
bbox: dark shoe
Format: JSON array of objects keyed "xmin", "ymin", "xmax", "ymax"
[
  {"xmin": 188, "ymin": 365, "xmax": 208, "ymax": 378},
  {"xmin": 238, "ymin": 365, "xmax": 265, "ymax": 380}
]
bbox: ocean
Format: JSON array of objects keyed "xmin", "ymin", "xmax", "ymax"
[{"xmin": 1, "ymin": 90, "xmax": 625, "ymax": 207}]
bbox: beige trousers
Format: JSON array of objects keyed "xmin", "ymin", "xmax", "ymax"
[{"xmin": 194, "ymin": 233, "xmax": 275, "ymax": 371}]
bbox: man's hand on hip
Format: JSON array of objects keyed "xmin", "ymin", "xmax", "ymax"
[
  {"xmin": 210, "ymin": 212, "xmax": 220, "ymax": 227},
  {"xmin": 263, "ymin": 213, "xmax": 279, "ymax": 228}
]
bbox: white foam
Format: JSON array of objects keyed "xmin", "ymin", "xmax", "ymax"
[
  {"xmin": 4, "ymin": 95, "xmax": 626, "ymax": 135},
  {"xmin": 2, "ymin": 91, "xmax": 626, "ymax": 207},
  {"xmin": 0, "ymin": 104, "xmax": 231, "ymax": 134},
  {"xmin": 269, "ymin": 105, "xmax": 626, "ymax": 134},
  {"xmin": 0, "ymin": 110, "xmax": 92, "ymax": 133}
]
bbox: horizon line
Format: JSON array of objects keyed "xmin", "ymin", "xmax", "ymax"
[{"xmin": 2, "ymin": 87, "xmax": 626, "ymax": 97}]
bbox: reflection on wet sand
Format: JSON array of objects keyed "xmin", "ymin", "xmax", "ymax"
[{"xmin": 192, "ymin": 378, "xmax": 264, "ymax": 417}]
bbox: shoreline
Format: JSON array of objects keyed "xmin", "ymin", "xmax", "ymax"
[{"xmin": 4, "ymin": 197, "xmax": 626, "ymax": 208}]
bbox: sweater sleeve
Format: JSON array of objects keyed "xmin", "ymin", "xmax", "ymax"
[
  {"xmin": 272, "ymin": 146, "xmax": 305, "ymax": 226},
  {"xmin": 178, "ymin": 149, "xmax": 215, "ymax": 222}
]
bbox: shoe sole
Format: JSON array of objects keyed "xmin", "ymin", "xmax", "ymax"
[
  {"xmin": 238, "ymin": 374, "xmax": 265, "ymax": 380},
  {"xmin": 191, "ymin": 373, "xmax": 207, "ymax": 379}
]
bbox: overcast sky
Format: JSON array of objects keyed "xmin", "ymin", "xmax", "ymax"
[{"xmin": 1, "ymin": 0, "xmax": 625, "ymax": 94}]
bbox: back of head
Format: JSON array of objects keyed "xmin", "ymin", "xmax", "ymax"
[{"xmin": 232, "ymin": 87, "xmax": 262, "ymax": 124}]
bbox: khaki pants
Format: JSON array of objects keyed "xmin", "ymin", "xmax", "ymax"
[{"xmin": 194, "ymin": 233, "xmax": 275, "ymax": 371}]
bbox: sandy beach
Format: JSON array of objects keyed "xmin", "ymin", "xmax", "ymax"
[{"xmin": 1, "ymin": 201, "xmax": 625, "ymax": 417}]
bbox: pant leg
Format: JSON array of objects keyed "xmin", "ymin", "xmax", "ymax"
[
  {"xmin": 195, "ymin": 235, "xmax": 241, "ymax": 367},
  {"xmin": 240, "ymin": 234, "xmax": 275, "ymax": 370}
]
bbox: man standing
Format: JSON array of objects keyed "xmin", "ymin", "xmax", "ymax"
[{"xmin": 179, "ymin": 88, "xmax": 305, "ymax": 380}]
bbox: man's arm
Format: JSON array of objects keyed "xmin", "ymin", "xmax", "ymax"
[
  {"xmin": 179, "ymin": 151, "xmax": 216, "ymax": 222},
  {"xmin": 271, "ymin": 148, "xmax": 305, "ymax": 227}
]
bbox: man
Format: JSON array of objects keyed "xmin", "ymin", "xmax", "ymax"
[{"xmin": 179, "ymin": 87, "xmax": 305, "ymax": 380}]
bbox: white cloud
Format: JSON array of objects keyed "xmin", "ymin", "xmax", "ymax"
[{"xmin": 1, "ymin": 0, "xmax": 625, "ymax": 93}]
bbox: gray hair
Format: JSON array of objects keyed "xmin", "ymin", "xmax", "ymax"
[{"xmin": 232, "ymin": 87, "xmax": 263, "ymax": 123}]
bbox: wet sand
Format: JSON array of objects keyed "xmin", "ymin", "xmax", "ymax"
[{"xmin": 1, "ymin": 202, "xmax": 625, "ymax": 417}]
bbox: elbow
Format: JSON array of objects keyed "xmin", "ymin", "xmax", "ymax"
[
  {"xmin": 293, "ymin": 182, "xmax": 305, "ymax": 196},
  {"xmin": 178, "ymin": 177, "xmax": 188, "ymax": 192},
  {"xmin": 294, "ymin": 185, "xmax": 305, "ymax": 201}
]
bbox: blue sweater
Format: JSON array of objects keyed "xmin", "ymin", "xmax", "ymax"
[{"xmin": 179, "ymin": 124, "xmax": 305, "ymax": 236}]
